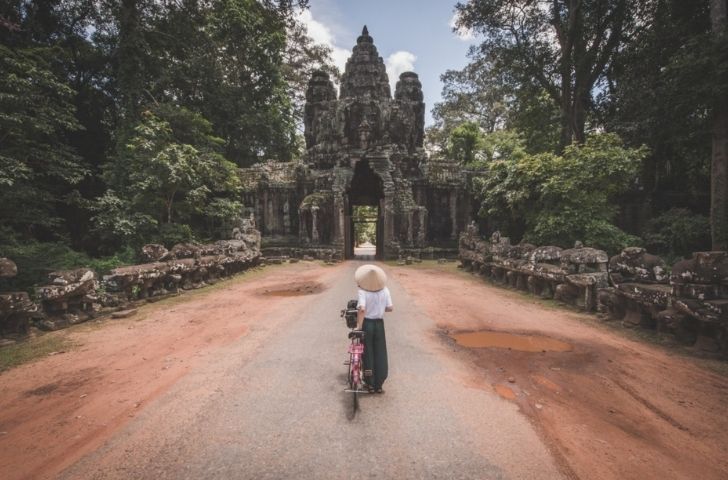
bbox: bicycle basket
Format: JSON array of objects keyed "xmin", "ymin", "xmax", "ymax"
[{"xmin": 343, "ymin": 299, "xmax": 358, "ymax": 329}]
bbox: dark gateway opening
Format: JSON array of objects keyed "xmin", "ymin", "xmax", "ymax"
[{"xmin": 346, "ymin": 160, "xmax": 384, "ymax": 259}]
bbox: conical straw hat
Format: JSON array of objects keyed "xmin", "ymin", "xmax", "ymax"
[{"xmin": 355, "ymin": 264, "xmax": 387, "ymax": 291}]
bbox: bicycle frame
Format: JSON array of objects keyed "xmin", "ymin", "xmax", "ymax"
[{"xmin": 348, "ymin": 335, "xmax": 365, "ymax": 390}]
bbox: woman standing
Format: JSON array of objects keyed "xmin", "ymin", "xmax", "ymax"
[{"xmin": 355, "ymin": 264, "xmax": 394, "ymax": 394}]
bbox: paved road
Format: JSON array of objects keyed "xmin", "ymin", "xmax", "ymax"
[{"xmin": 60, "ymin": 262, "xmax": 562, "ymax": 479}]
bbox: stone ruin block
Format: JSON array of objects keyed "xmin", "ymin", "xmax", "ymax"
[
  {"xmin": 598, "ymin": 247, "xmax": 671, "ymax": 328},
  {"xmin": 140, "ymin": 244, "xmax": 170, "ymax": 262},
  {"xmin": 34, "ymin": 268, "xmax": 98, "ymax": 330},
  {"xmin": 1, "ymin": 257, "xmax": 18, "ymax": 278},
  {"xmin": 104, "ymin": 261, "xmax": 172, "ymax": 303},
  {"xmin": 0, "ymin": 258, "xmax": 37, "ymax": 339},
  {"xmin": 104, "ymin": 238, "xmax": 261, "ymax": 305},
  {"xmin": 458, "ymin": 233, "xmax": 610, "ymax": 311},
  {"xmin": 555, "ymin": 272, "xmax": 609, "ymax": 311},
  {"xmin": 559, "ymin": 246, "xmax": 609, "ymax": 274},
  {"xmin": 262, "ymin": 246, "xmax": 336, "ymax": 262},
  {"xmin": 524, "ymin": 246, "xmax": 565, "ymax": 298},
  {"xmin": 658, "ymin": 252, "xmax": 728, "ymax": 353},
  {"xmin": 456, "ymin": 230, "xmax": 728, "ymax": 356},
  {"xmin": 553, "ymin": 246, "xmax": 609, "ymax": 310},
  {"xmin": 0, "ymin": 292, "xmax": 36, "ymax": 338},
  {"xmin": 1, "ymin": 222, "xmax": 263, "ymax": 341},
  {"xmin": 458, "ymin": 224, "xmax": 493, "ymax": 274}
]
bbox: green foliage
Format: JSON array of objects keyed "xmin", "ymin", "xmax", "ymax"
[
  {"xmin": 0, "ymin": 241, "xmax": 135, "ymax": 291},
  {"xmin": 155, "ymin": 223, "xmax": 194, "ymax": 248},
  {"xmin": 643, "ymin": 208, "xmax": 711, "ymax": 260},
  {"xmin": 448, "ymin": 122, "xmax": 484, "ymax": 165},
  {"xmin": 97, "ymin": 106, "xmax": 242, "ymax": 245},
  {"xmin": 0, "ymin": 44, "xmax": 86, "ymax": 236},
  {"xmin": 474, "ymin": 133, "xmax": 647, "ymax": 253},
  {"xmin": 283, "ymin": 16, "xmax": 340, "ymax": 130},
  {"xmin": 125, "ymin": 0, "xmax": 298, "ymax": 165},
  {"xmin": 0, "ymin": 1, "xmax": 332, "ymax": 290},
  {"xmin": 430, "ymin": 53, "xmax": 559, "ymax": 155},
  {"xmin": 352, "ymin": 206, "xmax": 377, "ymax": 245},
  {"xmin": 0, "ymin": 333, "xmax": 77, "ymax": 372},
  {"xmin": 455, "ymin": 0, "xmax": 641, "ymax": 146},
  {"xmin": 596, "ymin": 0, "xmax": 714, "ymax": 205}
]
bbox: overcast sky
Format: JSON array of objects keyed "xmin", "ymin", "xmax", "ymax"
[{"xmin": 297, "ymin": 0, "xmax": 477, "ymax": 126}]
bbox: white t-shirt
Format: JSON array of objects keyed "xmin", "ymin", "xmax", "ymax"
[{"xmin": 357, "ymin": 287, "xmax": 393, "ymax": 319}]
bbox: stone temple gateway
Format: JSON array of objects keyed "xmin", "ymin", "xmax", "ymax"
[{"xmin": 240, "ymin": 27, "xmax": 472, "ymax": 260}]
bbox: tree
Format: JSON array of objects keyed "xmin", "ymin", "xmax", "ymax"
[
  {"xmin": 455, "ymin": 0, "xmax": 636, "ymax": 149},
  {"xmin": 473, "ymin": 133, "xmax": 647, "ymax": 252},
  {"xmin": 432, "ymin": 53, "xmax": 511, "ymax": 139},
  {"xmin": 449, "ymin": 122, "xmax": 485, "ymax": 165},
  {"xmin": 711, "ymin": 0, "xmax": 728, "ymax": 249},
  {"xmin": 596, "ymin": 0, "xmax": 713, "ymax": 214},
  {"xmin": 0, "ymin": 44, "xmax": 86, "ymax": 239},
  {"xmin": 283, "ymin": 16, "xmax": 340, "ymax": 131},
  {"xmin": 96, "ymin": 107, "xmax": 241, "ymax": 245},
  {"xmin": 430, "ymin": 53, "xmax": 560, "ymax": 155}
]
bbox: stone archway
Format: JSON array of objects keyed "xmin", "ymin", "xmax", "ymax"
[{"xmin": 345, "ymin": 160, "xmax": 384, "ymax": 259}]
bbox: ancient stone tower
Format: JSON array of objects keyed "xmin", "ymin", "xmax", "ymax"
[{"xmin": 239, "ymin": 26, "xmax": 471, "ymax": 259}]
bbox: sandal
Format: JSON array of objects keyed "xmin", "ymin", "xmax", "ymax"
[{"xmin": 375, "ymin": 388, "xmax": 384, "ymax": 394}]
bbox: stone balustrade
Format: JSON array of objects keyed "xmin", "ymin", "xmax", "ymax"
[
  {"xmin": 657, "ymin": 252, "xmax": 728, "ymax": 352},
  {"xmin": 0, "ymin": 225, "xmax": 261, "ymax": 344},
  {"xmin": 458, "ymin": 223, "xmax": 728, "ymax": 356},
  {"xmin": 0, "ymin": 258, "xmax": 37, "ymax": 341}
]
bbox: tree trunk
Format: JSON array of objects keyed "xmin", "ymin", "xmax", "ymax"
[
  {"xmin": 559, "ymin": 73, "xmax": 573, "ymax": 150},
  {"xmin": 166, "ymin": 192, "xmax": 176, "ymax": 224},
  {"xmin": 118, "ymin": 0, "xmax": 144, "ymax": 121},
  {"xmin": 711, "ymin": 0, "xmax": 728, "ymax": 250}
]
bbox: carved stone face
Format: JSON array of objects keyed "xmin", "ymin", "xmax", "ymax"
[
  {"xmin": 306, "ymin": 71, "xmax": 336, "ymax": 103},
  {"xmin": 395, "ymin": 72, "xmax": 424, "ymax": 102}
]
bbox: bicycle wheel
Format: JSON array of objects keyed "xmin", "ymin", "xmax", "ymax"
[{"xmin": 349, "ymin": 359, "xmax": 359, "ymax": 413}]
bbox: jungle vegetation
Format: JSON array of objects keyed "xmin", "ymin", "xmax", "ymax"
[
  {"xmin": 0, "ymin": 0, "xmax": 334, "ymax": 288},
  {"xmin": 432, "ymin": 0, "xmax": 725, "ymax": 261},
  {"xmin": 0, "ymin": 0, "xmax": 726, "ymax": 288}
]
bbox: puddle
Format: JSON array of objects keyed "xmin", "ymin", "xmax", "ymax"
[
  {"xmin": 258, "ymin": 281, "xmax": 324, "ymax": 297},
  {"xmin": 494, "ymin": 384, "xmax": 517, "ymax": 400},
  {"xmin": 451, "ymin": 331, "xmax": 572, "ymax": 353}
]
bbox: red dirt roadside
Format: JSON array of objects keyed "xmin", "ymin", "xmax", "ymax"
[
  {"xmin": 0, "ymin": 262, "xmax": 340, "ymax": 480},
  {"xmin": 392, "ymin": 264, "xmax": 728, "ymax": 480}
]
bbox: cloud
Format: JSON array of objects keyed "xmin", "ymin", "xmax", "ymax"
[
  {"xmin": 296, "ymin": 9, "xmax": 350, "ymax": 73},
  {"xmin": 449, "ymin": 11, "xmax": 475, "ymax": 41},
  {"xmin": 385, "ymin": 51, "xmax": 417, "ymax": 90}
]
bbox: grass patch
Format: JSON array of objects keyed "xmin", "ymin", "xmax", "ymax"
[
  {"xmin": 385, "ymin": 259, "xmax": 461, "ymax": 271},
  {"xmin": 150, "ymin": 264, "xmax": 279, "ymax": 307},
  {"xmin": 95, "ymin": 262, "xmax": 285, "ymax": 323},
  {"xmin": 0, "ymin": 333, "xmax": 77, "ymax": 372}
]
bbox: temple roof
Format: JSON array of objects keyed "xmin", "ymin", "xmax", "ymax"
[
  {"xmin": 339, "ymin": 26, "xmax": 391, "ymax": 100},
  {"xmin": 238, "ymin": 160, "xmax": 303, "ymax": 192},
  {"xmin": 422, "ymin": 157, "xmax": 467, "ymax": 186}
]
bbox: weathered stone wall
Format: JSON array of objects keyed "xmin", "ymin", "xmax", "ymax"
[
  {"xmin": 0, "ymin": 225, "xmax": 262, "ymax": 345},
  {"xmin": 239, "ymin": 27, "xmax": 474, "ymax": 260},
  {"xmin": 458, "ymin": 223, "xmax": 728, "ymax": 357}
]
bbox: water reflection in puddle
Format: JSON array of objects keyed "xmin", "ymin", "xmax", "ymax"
[
  {"xmin": 494, "ymin": 384, "xmax": 517, "ymax": 400},
  {"xmin": 451, "ymin": 331, "xmax": 572, "ymax": 352}
]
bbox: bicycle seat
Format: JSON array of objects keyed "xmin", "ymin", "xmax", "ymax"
[{"xmin": 348, "ymin": 330, "xmax": 365, "ymax": 339}]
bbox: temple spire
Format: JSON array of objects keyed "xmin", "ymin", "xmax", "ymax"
[{"xmin": 362, "ymin": 25, "xmax": 368, "ymax": 35}]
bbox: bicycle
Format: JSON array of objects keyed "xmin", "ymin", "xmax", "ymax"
[
  {"xmin": 341, "ymin": 300, "xmax": 370, "ymax": 412},
  {"xmin": 345, "ymin": 330, "xmax": 367, "ymax": 411}
]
